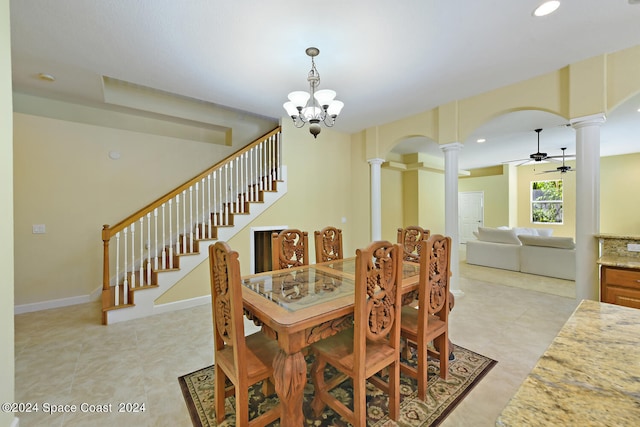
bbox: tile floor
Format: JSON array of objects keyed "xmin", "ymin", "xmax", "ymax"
[{"xmin": 14, "ymin": 255, "xmax": 580, "ymax": 427}]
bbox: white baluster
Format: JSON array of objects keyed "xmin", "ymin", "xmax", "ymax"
[
  {"xmin": 247, "ymin": 149, "xmax": 253, "ymax": 202},
  {"xmin": 239, "ymin": 154, "xmax": 245, "ymax": 213},
  {"xmin": 146, "ymin": 213, "xmax": 151, "ymax": 284},
  {"xmin": 253, "ymin": 147, "xmax": 258, "ymax": 200},
  {"xmin": 201, "ymin": 178, "xmax": 206, "ymax": 238},
  {"xmin": 207, "ymin": 175, "xmax": 212, "ymax": 238},
  {"xmin": 153, "ymin": 208, "xmax": 159, "ymax": 271},
  {"xmin": 277, "ymin": 131, "xmax": 282, "ymax": 180},
  {"xmin": 123, "ymin": 227, "xmax": 129, "ymax": 305},
  {"xmin": 224, "ymin": 163, "xmax": 229, "ymax": 225},
  {"xmin": 161, "ymin": 203, "xmax": 167, "ymax": 270},
  {"xmin": 268, "ymin": 136, "xmax": 273, "ymax": 191},
  {"xmin": 139, "ymin": 217, "xmax": 144, "ymax": 286},
  {"xmin": 115, "ymin": 232, "xmax": 120, "ymax": 306},
  {"xmin": 229, "ymin": 161, "xmax": 235, "ymax": 214},
  {"xmin": 175, "ymin": 196, "xmax": 181, "ymax": 255},
  {"xmin": 168, "ymin": 199, "xmax": 174, "ymax": 269},
  {"xmin": 219, "ymin": 167, "xmax": 224, "ymax": 225},
  {"xmin": 182, "ymin": 190, "xmax": 187, "ymax": 253},
  {"xmin": 213, "ymin": 171, "xmax": 218, "ymax": 227},
  {"xmin": 189, "ymin": 186, "xmax": 194, "ymax": 253},
  {"xmin": 130, "ymin": 222, "xmax": 136, "ymax": 288},
  {"xmin": 194, "ymin": 182, "xmax": 200, "ymax": 240},
  {"xmin": 259, "ymin": 144, "xmax": 264, "ymax": 191},
  {"xmin": 235, "ymin": 158, "xmax": 240, "ymax": 213}
]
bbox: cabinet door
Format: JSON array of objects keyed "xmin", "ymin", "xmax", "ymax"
[
  {"xmin": 603, "ymin": 286, "xmax": 640, "ymax": 309},
  {"xmin": 601, "ymin": 266, "xmax": 640, "ymax": 309}
]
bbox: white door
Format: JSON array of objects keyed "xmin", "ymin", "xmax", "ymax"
[{"xmin": 459, "ymin": 192, "xmax": 484, "ymax": 243}]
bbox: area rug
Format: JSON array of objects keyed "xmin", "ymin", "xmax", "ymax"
[{"xmin": 178, "ymin": 344, "xmax": 496, "ymax": 427}]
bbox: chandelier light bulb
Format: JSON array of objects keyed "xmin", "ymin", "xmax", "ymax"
[{"xmin": 283, "ymin": 47, "xmax": 343, "ymax": 138}]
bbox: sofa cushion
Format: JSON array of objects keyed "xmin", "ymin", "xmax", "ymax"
[
  {"xmin": 518, "ymin": 235, "xmax": 575, "ymax": 249},
  {"xmin": 477, "ymin": 227, "xmax": 521, "ymax": 245},
  {"xmin": 536, "ymin": 228, "xmax": 553, "ymax": 237}
]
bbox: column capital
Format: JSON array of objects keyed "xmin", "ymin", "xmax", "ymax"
[
  {"xmin": 367, "ymin": 158, "xmax": 385, "ymax": 166},
  {"xmin": 440, "ymin": 142, "xmax": 464, "ymax": 153},
  {"xmin": 570, "ymin": 113, "xmax": 606, "ymax": 129}
]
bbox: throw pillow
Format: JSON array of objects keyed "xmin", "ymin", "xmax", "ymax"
[{"xmin": 477, "ymin": 227, "xmax": 521, "ymax": 245}]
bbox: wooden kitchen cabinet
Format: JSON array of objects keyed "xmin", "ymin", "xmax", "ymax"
[{"xmin": 600, "ymin": 265, "xmax": 640, "ymax": 309}]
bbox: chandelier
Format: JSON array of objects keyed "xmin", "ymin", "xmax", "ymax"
[{"xmin": 283, "ymin": 47, "xmax": 344, "ymax": 138}]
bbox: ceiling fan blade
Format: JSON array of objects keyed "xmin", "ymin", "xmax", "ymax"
[{"xmin": 546, "ymin": 153, "xmax": 576, "ymax": 159}]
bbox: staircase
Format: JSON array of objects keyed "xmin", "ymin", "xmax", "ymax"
[{"xmin": 101, "ymin": 127, "xmax": 285, "ymax": 325}]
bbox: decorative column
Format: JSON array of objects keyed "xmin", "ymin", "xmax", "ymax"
[
  {"xmin": 570, "ymin": 113, "xmax": 606, "ymax": 301},
  {"xmin": 368, "ymin": 158, "xmax": 384, "ymax": 241},
  {"xmin": 441, "ymin": 143, "xmax": 464, "ymax": 297}
]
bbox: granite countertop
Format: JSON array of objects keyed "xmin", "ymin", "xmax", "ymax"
[
  {"xmin": 496, "ymin": 299, "xmax": 640, "ymax": 426},
  {"xmin": 597, "ymin": 255, "xmax": 640, "ymax": 269},
  {"xmin": 596, "ymin": 233, "xmax": 640, "ymax": 240}
]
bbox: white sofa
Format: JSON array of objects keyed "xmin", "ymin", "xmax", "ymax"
[{"xmin": 466, "ymin": 227, "xmax": 576, "ymax": 280}]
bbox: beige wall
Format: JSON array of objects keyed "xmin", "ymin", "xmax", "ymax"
[
  {"xmin": 381, "ymin": 168, "xmax": 403, "ymax": 242},
  {"xmin": 601, "ymin": 152, "xmax": 640, "ymax": 235},
  {"xmin": 12, "ymin": 104, "xmax": 272, "ymax": 306},
  {"xmin": 459, "ymin": 168, "xmax": 511, "ymax": 228},
  {"xmin": 1, "ymin": 0, "xmax": 15, "ymax": 424}
]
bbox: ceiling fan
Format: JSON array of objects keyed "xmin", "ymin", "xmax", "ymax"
[
  {"xmin": 504, "ymin": 128, "xmax": 572, "ymax": 167},
  {"xmin": 537, "ymin": 147, "xmax": 576, "ymax": 174}
]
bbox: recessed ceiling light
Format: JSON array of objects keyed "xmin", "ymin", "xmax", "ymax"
[
  {"xmin": 37, "ymin": 73, "xmax": 56, "ymax": 82},
  {"xmin": 533, "ymin": 1, "xmax": 560, "ymax": 17},
  {"xmin": 476, "ymin": 138, "xmax": 486, "ymax": 143}
]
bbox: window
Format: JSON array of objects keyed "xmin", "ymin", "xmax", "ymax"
[{"xmin": 531, "ymin": 179, "xmax": 563, "ymax": 224}]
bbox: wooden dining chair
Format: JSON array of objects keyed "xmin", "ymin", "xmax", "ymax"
[
  {"xmin": 209, "ymin": 241, "xmax": 281, "ymax": 426},
  {"xmin": 399, "ymin": 235, "xmax": 451, "ymax": 401},
  {"xmin": 310, "ymin": 241, "xmax": 403, "ymax": 426},
  {"xmin": 397, "ymin": 225, "xmax": 430, "ymax": 263},
  {"xmin": 271, "ymin": 229, "xmax": 309, "ymax": 270},
  {"xmin": 314, "ymin": 226, "xmax": 344, "ymax": 263}
]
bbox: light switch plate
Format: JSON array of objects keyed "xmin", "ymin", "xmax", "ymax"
[
  {"xmin": 627, "ymin": 243, "xmax": 640, "ymax": 252},
  {"xmin": 32, "ymin": 224, "xmax": 46, "ymax": 234}
]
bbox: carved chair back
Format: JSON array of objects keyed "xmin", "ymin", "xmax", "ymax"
[
  {"xmin": 210, "ymin": 241, "xmax": 247, "ymax": 370},
  {"xmin": 399, "ymin": 234, "xmax": 451, "ymax": 400},
  {"xmin": 271, "ymin": 229, "xmax": 309, "ymax": 270},
  {"xmin": 310, "ymin": 240, "xmax": 403, "ymax": 425},
  {"xmin": 314, "ymin": 226, "xmax": 344, "ymax": 263},
  {"xmin": 417, "ymin": 235, "xmax": 451, "ymax": 321},
  {"xmin": 397, "ymin": 226, "xmax": 430, "ymax": 263},
  {"xmin": 209, "ymin": 241, "xmax": 281, "ymax": 426}
]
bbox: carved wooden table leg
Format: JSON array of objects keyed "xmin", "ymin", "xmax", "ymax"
[{"xmin": 273, "ymin": 349, "xmax": 307, "ymax": 427}]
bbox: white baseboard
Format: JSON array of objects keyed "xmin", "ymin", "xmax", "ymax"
[
  {"xmin": 14, "ymin": 286, "xmax": 102, "ymax": 315},
  {"xmin": 152, "ymin": 295, "xmax": 211, "ymax": 316}
]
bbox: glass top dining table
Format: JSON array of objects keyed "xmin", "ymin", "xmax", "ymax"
[
  {"xmin": 238, "ymin": 257, "xmax": 421, "ymax": 427},
  {"xmin": 241, "ymin": 257, "xmax": 421, "ymax": 312}
]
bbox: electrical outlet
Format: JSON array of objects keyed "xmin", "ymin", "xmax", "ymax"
[
  {"xmin": 32, "ymin": 224, "xmax": 46, "ymax": 234},
  {"xmin": 627, "ymin": 243, "xmax": 640, "ymax": 252}
]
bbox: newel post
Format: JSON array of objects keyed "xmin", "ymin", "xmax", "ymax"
[{"xmin": 101, "ymin": 224, "xmax": 111, "ymax": 325}]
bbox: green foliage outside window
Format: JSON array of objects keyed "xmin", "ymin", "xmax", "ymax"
[{"xmin": 531, "ymin": 180, "xmax": 563, "ymax": 224}]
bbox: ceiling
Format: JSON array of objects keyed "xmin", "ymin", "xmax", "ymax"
[{"xmin": 9, "ymin": 1, "xmax": 640, "ymax": 170}]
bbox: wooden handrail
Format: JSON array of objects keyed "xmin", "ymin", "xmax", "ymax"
[{"xmin": 102, "ymin": 126, "xmax": 281, "ymax": 239}]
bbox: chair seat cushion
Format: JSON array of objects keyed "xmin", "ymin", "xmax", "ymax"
[
  {"xmin": 311, "ymin": 328, "xmax": 397, "ymax": 378},
  {"xmin": 216, "ymin": 331, "xmax": 281, "ymax": 382}
]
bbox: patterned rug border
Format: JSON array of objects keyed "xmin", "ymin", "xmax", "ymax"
[{"xmin": 179, "ymin": 344, "xmax": 497, "ymax": 427}]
